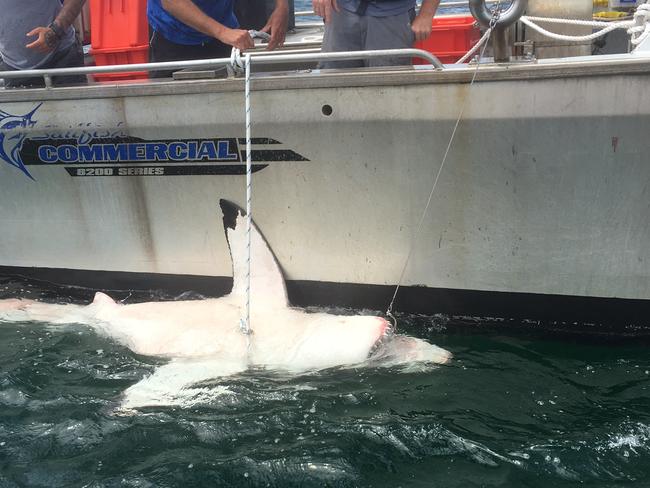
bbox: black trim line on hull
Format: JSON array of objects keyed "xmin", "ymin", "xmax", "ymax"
[{"xmin": 1, "ymin": 266, "xmax": 649, "ymax": 337}]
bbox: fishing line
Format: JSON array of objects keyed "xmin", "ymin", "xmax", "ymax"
[{"xmin": 386, "ymin": 1, "xmax": 503, "ymax": 327}]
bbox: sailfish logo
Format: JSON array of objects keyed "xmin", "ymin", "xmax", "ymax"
[{"xmin": 0, "ymin": 103, "xmax": 41, "ymax": 180}]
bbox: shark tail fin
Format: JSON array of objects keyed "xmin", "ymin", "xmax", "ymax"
[{"xmin": 219, "ymin": 199, "xmax": 289, "ymax": 309}]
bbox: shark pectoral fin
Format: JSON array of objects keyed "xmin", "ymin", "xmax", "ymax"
[
  {"xmin": 0, "ymin": 298, "xmax": 30, "ymax": 312},
  {"xmin": 119, "ymin": 358, "xmax": 247, "ymax": 410},
  {"xmin": 219, "ymin": 199, "xmax": 289, "ymax": 308}
]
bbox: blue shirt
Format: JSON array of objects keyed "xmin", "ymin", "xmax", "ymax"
[
  {"xmin": 338, "ymin": 0, "xmax": 415, "ymax": 17},
  {"xmin": 147, "ymin": 0, "xmax": 239, "ymax": 45}
]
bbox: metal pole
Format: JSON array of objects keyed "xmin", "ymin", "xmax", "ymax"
[{"xmin": 492, "ymin": 27, "xmax": 509, "ymax": 62}]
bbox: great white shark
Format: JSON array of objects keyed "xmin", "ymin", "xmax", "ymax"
[{"xmin": 0, "ymin": 200, "xmax": 451, "ymax": 409}]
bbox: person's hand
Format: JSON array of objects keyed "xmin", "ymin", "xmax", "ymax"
[
  {"xmin": 25, "ymin": 26, "xmax": 59, "ymax": 53},
  {"xmin": 219, "ymin": 28, "xmax": 255, "ymax": 50},
  {"xmin": 313, "ymin": 0, "xmax": 339, "ymax": 24},
  {"xmin": 261, "ymin": 2, "xmax": 289, "ymax": 50},
  {"xmin": 411, "ymin": 13, "xmax": 433, "ymax": 42}
]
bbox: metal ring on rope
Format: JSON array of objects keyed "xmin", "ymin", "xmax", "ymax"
[{"xmin": 469, "ymin": 0, "xmax": 528, "ymax": 29}]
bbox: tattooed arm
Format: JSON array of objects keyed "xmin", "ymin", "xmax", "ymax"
[{"xmin": 26, "ymin": 0, "xmax": 87, "ymax": 53}]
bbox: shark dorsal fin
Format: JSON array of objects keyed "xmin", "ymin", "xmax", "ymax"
[
  {"xmin": 92, "ymin": 292, "xmax": 117, "ymax": 307},
  {"xmin": 219, "ymin": 199, "xmax": 288, "ymax": 309}
]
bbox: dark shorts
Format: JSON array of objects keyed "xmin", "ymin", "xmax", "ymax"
[
  {"xmin": 149, "ymin": 30, "xmax": 232, "ymax": 79},
  {"xmin": 0, "ymin": 39, "xmax": 85, "ymax": 89}
]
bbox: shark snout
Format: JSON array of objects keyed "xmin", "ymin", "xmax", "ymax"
[{"xmin": 376, "ymin": 317, "xmax": 389, "ymax": 337}]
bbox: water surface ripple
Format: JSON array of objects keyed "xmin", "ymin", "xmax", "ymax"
[{"xmin": 0, "ymin": 278, "xmax": 649, "ymax": 487}]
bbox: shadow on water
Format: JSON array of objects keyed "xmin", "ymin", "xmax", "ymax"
[{"xmin": 0, "ymin": 276, "xmax": 649, "ymax": 487}]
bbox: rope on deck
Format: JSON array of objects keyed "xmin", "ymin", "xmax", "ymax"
[{"xmin": 518, "ymin": 4, "xmax": 650, "ymax": 46}]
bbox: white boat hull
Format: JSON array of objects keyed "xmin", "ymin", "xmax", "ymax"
[{"xmin": 1, "ymin": 55, "xmax": 649, "ymax": 328}]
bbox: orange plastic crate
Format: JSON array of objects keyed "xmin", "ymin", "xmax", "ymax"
[
  {"xmin": 413, "ymin": 15, "xmax": 481, "ymax": 64},
  {"xmin": 89, "ymin": 0, "xmax": 149, "ymax": 81},
  {"xmin": 90, "ymin": 0, "xmax": 148, "ymax": 49},
  {"xmin": 91, "ymin": 44, "xmax": 148, "ymax": 81}
]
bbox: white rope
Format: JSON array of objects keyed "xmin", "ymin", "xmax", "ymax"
[
  {"xmin": 630, "ymin": 4, "xmax": 650, "ymax": 45},
  {"xmin": 232, "ymin": 29, "xmax": 272, "ymax": 338},
  {"xmin": 240, "ymin": 52, "xmax": 253, "ymax": 338},
  {"xmin": 518, "ymin": 3, "xmax": 650, "ymax": 46},
  {"xmin": 519, "ymin": 15, "xmax": 635, "ymax": 43},
  {"xmin": 457, "ymin": 26, "xmax": 492, "ymax": 64},
  {"xmin": 523, "ymin": 15, "xmax": 634, "ymax": 28},
  {"xmin": 458, "ymin": 15, "xmax": 628, "ymax": 64},
  {"xmin": 457, "ymin": 4, "xmax": 650, "ymax": 62},
  {"xmin": 231, "ymin": 47, "xmax": 245, "ymax": 74},
  {"xmin": 386, "ymin": 0, "xmax": 503, "ymax": 324}
]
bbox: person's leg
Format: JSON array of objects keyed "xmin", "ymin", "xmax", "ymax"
[
  {"xmin": 1, "ymin": 39, "xmax": 85, "ymax": 89},
  {"xmin": 49, "ymin": 38, "xmax": 86, "ymax": 86},
  {"xmin": 149, "ymin": 30, "xmax": 231, "ymax": 78},
  {"xmin": 0, "ymin": 59, "xmax": 20, "ymax": 88},
  {"xmin": 364, "ymin": 9, "xmax": 415, "ymax": 67},
  {"xmin": 1, "ymin": 57, "xmax": 50, "ymax": 88},
  {"xmin": 234, "ymin": 0, "xmax": 269, "ymax": 31},
  {"xmin": 319, "ymin": 8, "xmax": 365, "ymax": 69}
]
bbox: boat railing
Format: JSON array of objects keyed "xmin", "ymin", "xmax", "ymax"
[
  {"xmin": 0, "ymin": 48, "xmax": 444, "ymax": 89},
  {"xmin": 294, "ymin": 0, "xmax": 505, "ymax": 18}
]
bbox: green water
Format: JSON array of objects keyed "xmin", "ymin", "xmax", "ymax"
[{"xmin": 0, "ymin": 279, "xmax": 649, "ymax": 487}]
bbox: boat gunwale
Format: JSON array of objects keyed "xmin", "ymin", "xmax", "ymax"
[{"xmin": 1, "ymin": 53, "xmax": 650, "ymax": 103}]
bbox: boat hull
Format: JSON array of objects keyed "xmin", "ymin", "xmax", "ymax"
[{"xmin": 1, "ymin": 57, "xmax": 649, "ymax": 329}]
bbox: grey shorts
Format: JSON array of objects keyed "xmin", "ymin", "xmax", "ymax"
[
  {"xmin": 1, "ymin": 39, "xmax": 85, "ymax": 88},
  {"xmin": 320, "ymin": 7, "xmax": 416, "ymax": 69}
]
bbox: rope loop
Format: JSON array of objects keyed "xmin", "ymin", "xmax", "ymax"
[
  {"xmin": 630, "ymin": 3, "xmax": 650, "ymax": 46},
  {"xmin": 230, "ymin": 48, "xmax": 245, "ymax": 74},
  {"xmin": 230, "ymin": 30, "xmax": 272, "ymax": 75},
  {"xmin": 520, "ymin": 16, "xmax": 635, "ymax": 43},
  {"xmin": 518, "ymin": 2, "xmax": 650, "ymax": 45}
]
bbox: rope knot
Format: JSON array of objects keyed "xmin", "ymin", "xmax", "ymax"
[
  {"xmin": 230, "ymin": 48, "xmax": 245, "ymax": 74},
  {"xmin": 629, "ymin": 3, "xmax": 650, "ymax": 46}
]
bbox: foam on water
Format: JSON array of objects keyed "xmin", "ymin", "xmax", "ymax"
[
  {"xmin": 116, "ymin": 332, "xmax": 451, "ymax": 410},
  {"xmin": 0, "ymin": 277, "xmax": 649, "ymax": 486}
]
